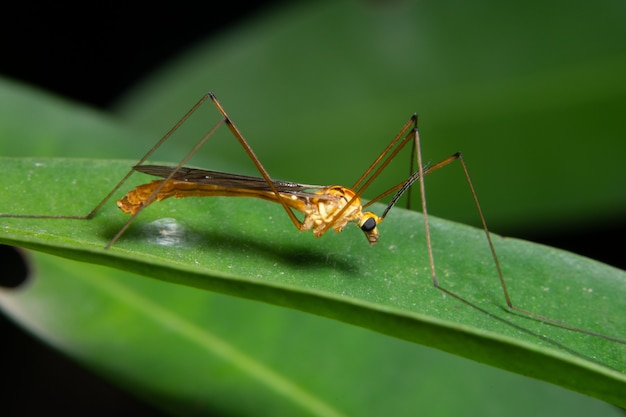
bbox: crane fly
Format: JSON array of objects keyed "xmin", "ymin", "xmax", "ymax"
[
  {"xmin": 118, "ymin": 165, "xmax": 383, "ymax": 244},
  {"xmin": 1, "ymin": 92, "xmax": 625, "ymax": 349}
]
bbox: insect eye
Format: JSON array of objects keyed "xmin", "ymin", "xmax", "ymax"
[{"xmin": 361, "ymin": 217, "xmax": 377, "ymax": 232}]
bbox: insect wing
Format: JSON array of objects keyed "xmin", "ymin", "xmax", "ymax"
[{"xmin": 133, "ymin": 165, "xmax": 328, "ymax": 198}]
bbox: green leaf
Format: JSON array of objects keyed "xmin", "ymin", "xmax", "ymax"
[
  {"xmin": 115, "ymin": 0, "xmax": 626, "ymax": 232},
  {"xmin": 1, "ymin": 157, "xmax": 625, "ymax": 411},
  {"xmin": 3, "ymin": 251, "xmax": 622, "ymax": 417},
  {"xmin": 2, "ymin": 0, "xmax": 626, "ymax": 415}
]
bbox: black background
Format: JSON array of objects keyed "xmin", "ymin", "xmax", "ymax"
[{"xmin": 1, "ymin": 2, "xmax": 623, "ymax": 415}]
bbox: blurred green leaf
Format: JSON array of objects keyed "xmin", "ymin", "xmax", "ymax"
[
  {"xmin": 115, "ymin": 0, "xmax": 626, "ymax": 232},
  {"xmin": 3, "ymin": 249, "xmax": 623, "ymax": 416},
  {"xmin": 2, "ymin": 0, "xmax": 626, "ymax": 415}
]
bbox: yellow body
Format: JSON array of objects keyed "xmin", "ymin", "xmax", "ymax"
[{"xmin": 117, "ymin": 179, "xmax": 381, "ymax": 244}]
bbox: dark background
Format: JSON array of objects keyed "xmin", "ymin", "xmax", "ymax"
[{"xmin": 1, "ymin": 2, "xmax": 623, "ymax": 416}]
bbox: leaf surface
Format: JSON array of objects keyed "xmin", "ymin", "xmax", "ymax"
[{"xmin": 1, "ymin": 157, "xmax": 625, "ymax": 409}]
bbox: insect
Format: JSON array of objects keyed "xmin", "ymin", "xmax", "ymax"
[{"xmin": 2, "ymin": 92, "xmax": 624, "ymax": 350}]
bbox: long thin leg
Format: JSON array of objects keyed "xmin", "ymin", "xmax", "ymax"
[
  {"xmin": 351, "ymin": 115, "xmax": 417, "ymax": 193},
  {"xmin": 406, "ymin": 126, "xmax": 626, "ymax": 343},
  {"xmin": 317, "ymin": 115, "xmax": 419, "ymax": 236},
  {"xmin": 104, "ymin": 116, "xmax": 225, "ymax": 249},
  {"xmin": 208, "ymin": 93, "xmax": 304, "ymax": 231},
  {"xmin": 0, "ymin": 94, "xmax": 212, "ymax": 221},
  {"xmin": 3, "ymin": 93, "xmax": 309, "ymax": 248},
  {"xmin": 107, "ymin": 92, "xmax": 310, "ymax": 248}
]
